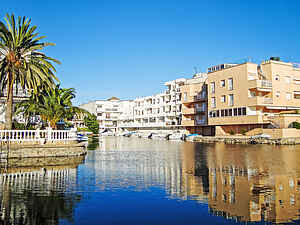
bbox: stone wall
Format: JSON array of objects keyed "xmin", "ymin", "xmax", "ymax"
[{"xmin": 1, "ymin": 145, "xmax": 87, "ymax": 159}]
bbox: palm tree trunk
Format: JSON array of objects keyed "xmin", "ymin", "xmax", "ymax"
[{"xmin": 5, "ymin": 72, "xmax": 13, "ymax": 130}]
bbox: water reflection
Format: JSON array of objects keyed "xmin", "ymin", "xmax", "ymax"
[
  {"xmin": 97, "ymin": 137, "xmax": 300, "ymax": 224},
  {"xmin": 0, "ymin": 156, "xmax": 84, "ymax": 225},
  {"xmin": 181, "ymin": 142, "xmax": 300, "ymax": 224},
  {"xmin": 1, "ymin": 137, "xmax": 300, "ymax": 224}
]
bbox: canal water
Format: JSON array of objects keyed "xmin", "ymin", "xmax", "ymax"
[{"xmin": 1, "ymin": 136, "xmax": 300, "ymax": 225}]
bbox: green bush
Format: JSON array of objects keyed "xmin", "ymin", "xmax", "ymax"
[
  {"xmin": 83, "ymin": 114, "xmax": 99, "ymax": 134},
  {"xmin": 229, "ymin": 130, "xmax": 235, "ymax": 135},
  {"xmin": 78, "ymin": 127, "xmax": 92, "ymax": 132},
  {"xmin": 241, "ymin": 129, "xmax": 247, "ymax": 135},
  {"xmin": 291, "ymin": 122, "xmax": 300, "ymax": 129}
]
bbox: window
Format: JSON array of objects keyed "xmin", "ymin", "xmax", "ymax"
[
  {"xmin": 242, "ymin": 107, "xmax": 246, "ymax": 115},
  {"xmin": 220, "ymin": 80, "xmax": 225, "ymax": 87},
  {"xmin": 211, "ymin": 97, "xmax": 216, "ymax": 108},
  {"xmin": 234, "ymin": 108, "xmax": 238, "ymax": 116},
  {"xmin": 228, "ymin": 78, "xmax": 233, "ymax": 90},
  {"xmin": 221, "ymin": 95, "xmax": 226, "ymax": 103},
  {"xmin": 183, "ymin": 92, "xmax": 187, "ymax": 101},
  {"xmin": 286, "ymin": 92, "xmax": 292, "ymax": 100},
  {"xmin": 228, "ymin": 109, "xmax": 232, "ymax": 116},
  {"xmin": 275, "ymin": 75, "xmax": 280, "ymax": 81},
  {"xmin": 238, "ymin": 108, "xmax": 242, "ymax": 116},
  {"xmin": 229, "ymin": 94, "xmax": 234, "ymax": 106},
  {"xmin": 210, "ymin": 82, "xmax": 215, "ymax": 94},
  {"xmin": 276, "ymin": 91, "xmax": 280, "ymax": 97},
  {"xmin": 225, "ymin": 109, "xmax": 228, "ymax": 116},
  {"xmin": 289, "ymin": 179, "xmax": 295, "ymax": 188},
  {"xmin": 285, "ymin": 76, "xmax": 291, "ymax": 84},
  {"xmin": 221, "ymin": 110, "xmax": 224, "ymax": 117}
]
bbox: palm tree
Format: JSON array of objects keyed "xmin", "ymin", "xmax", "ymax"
[
  {"xmin": 0, "ymin": 14, "xmax": 60, "ymax": 129},
  {"xmin": 16, "ymin": 85, "xmax": 89, "ymax": 129}
]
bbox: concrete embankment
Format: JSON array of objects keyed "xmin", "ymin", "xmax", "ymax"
[
  {"xmin": 189, "ymin": 136, "xmax": 300, "ymax": 145},
  {"xmin": 0, "ymin": 142, "xmax": 87, "ymax": 159}
]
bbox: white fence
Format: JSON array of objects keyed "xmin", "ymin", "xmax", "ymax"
[{"xmin": 0, "ymin": 129, "xmax": 77, "ymax": 142}]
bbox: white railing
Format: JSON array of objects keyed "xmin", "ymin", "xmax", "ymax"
[{"xmin": 0, "ymin": 129, "xmax": 77, "ymax": 142}]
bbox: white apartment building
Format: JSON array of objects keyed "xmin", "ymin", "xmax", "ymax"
[
  {"xmin": 79, "ymin": 78, "xmax": 187, "ymax": 132},
  {"xmin": 120, "ymin": 78, "xmax": 186, "ymax": 129},
  {"xmin": 95, "ymin": 97, "xmax": 134, "ymax": 132}
]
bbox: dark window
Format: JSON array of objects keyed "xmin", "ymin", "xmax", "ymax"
[
  {"xmin": 225, "ymin": 109, "xmax": 228, "ymax": 117},
  {"xmin": 228, "ymin": 109, "xmax": 232, "ymax": 116},
  {"xmin": 221, "ymin": 110, "xmax": 225, "ymax": 117},
  {"xmin": 238, "ymin": 108, "xmax": 242, "ymax": 116},
  {"xmin": 216, "ymin": 110, "xmax": 220, "ymax": 117},
  {"xmin": 234, "ymin": 108, "xmax": 238, "ymax": 116},
  {"xmin": 242, "ymin": 107, "xmax": 246, "ymax": 115}
]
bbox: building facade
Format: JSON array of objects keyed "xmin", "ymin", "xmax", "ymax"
[
  {"xmin": 207, "ymin": 59, "xmax": 300, "ymax": 134},
  {"xmin": 179, "ymin": 58, "xmax": 300, "ymax": 135},
  {"xmin": 80, "ymin": 58, "xmax": 300, "ymax": 136},
  {"xmin": 120, "ymin": 78, "xmax": 186, "ymax": 130},
  {"xmin": 95, "ymin": 97, "xmax": 133, "ymax": 132},
  {"xmin": 180, "ymin": 73, "xmax": 210, "ymax": 135}
]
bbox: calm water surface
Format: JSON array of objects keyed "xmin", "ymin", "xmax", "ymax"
[{"xmin": 1, "ymin": 137, "xmax": 300, "ymax": 225}]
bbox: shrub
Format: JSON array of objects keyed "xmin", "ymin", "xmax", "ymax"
[
  {"xmin": 291, "ymin": 122, "xmax": 300, "ymax": 129},
  {"xmin": 241, "ymin": 129, "xmax": 247, "ymax": 135},
  {"xmin": 229, "ymin": 130, "xmax": 235, "ymax": 135},
  {"xmin": 83, "ymin": 114, "xmax": 99, "ymax": 134}
]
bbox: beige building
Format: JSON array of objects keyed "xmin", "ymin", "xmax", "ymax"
[
  {"xmin": 181, "ymin": 58, "xmax": 300, "ymax": 135},
  {"xmin": 181, "ymin": 73, "xmax": 213, "ymax": 135}
]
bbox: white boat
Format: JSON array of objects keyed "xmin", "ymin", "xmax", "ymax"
[
  {"xmin": 101, "ymin": 132, "xmax": 115, "ymax": 136},
  {"xmin": 152, "ymin": 133, "xmax": 170, "ymax": 140},
  {"xmin": 168, "ymin": 133, "xmax": 185, "ymax": 140},
  {"xmin": 77, "ymin": 134, "xmax": 88, "ymax": 142}
]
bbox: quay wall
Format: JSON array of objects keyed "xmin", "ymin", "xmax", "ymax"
[
  {"xmin": 190, "ymin": 136, "xmax": 300, "ymax": 145},
  {"xmin": 0, "ymin": 144, "xmax": 87, "ymax": 159}
]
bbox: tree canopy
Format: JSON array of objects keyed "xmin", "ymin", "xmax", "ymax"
[{"xmin": 0, "ymin": 13, "xmax": 60, "ymax": 129}]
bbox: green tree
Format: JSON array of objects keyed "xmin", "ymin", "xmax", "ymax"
[
  {"xmin": 0, "ymin": 14, "xmax": 60, "ymax": 129},
  {"xmin": 16, "ymin": 85, "xmax": 88, "ymax": 129},
  {"xmin": 84, "ymin": 114, "xmax": 99, "ymax": 134}
]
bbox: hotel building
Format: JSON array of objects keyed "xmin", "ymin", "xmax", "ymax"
[
  {"xmin": 207, "ymin": 59, "xmax": 300, "ymax": 135},
  {"xmin": 180, "ymin": 73, "xmax": 211, "ymax": 135},
  {"xmin": 179, "ymin": 58, "xmax": 300, "ymax": 135},
  {"xmin": 95, "ymin": 97, "xmax": 134, "ymax": 132},
  {"xmin": 128, "ymin": 78, "xmax": 186, "ymax": 129}
]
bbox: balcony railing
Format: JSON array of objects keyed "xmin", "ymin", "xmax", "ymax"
[
  {"xmin": 248, "ymin": 96, "xmax": 273, "ymax": 106},
  {"xmin": 248, "ymin": 79, "xmax": 272, "ymax": 90}
]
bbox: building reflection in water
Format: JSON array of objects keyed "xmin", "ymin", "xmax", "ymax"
[
  {"xmin": 181, "ymin": 142, "xmax": 300, "ymax": 224},
  {"xmin": 97, "ymin": 137, "xmax": 300, "ymax": 224},
  {"xmin": 0, "ymin": 156, "xmax": 84, "ymax": 225},
  {"xmin": 96, "ymin": 137, "xmax": 184, "ymax": 196}
]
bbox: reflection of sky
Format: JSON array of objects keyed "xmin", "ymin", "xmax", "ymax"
[
  {"xmin": 71, "ymin": 137, "xmax": 293, "ymax": 225},
  {"xmin": 3, "ymin": 137, "xmax": 300, "ymax": 224}
]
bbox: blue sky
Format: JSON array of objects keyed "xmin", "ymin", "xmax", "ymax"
[{"xmin": 1, "ymin": 0, "xmax": 300, "ymax": 105}]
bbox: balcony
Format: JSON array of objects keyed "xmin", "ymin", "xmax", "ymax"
[
  {"xmin": 248, "ymin": 80, "xmax": 272, "ymax": 91},
  {"xmin": 181, "ymin": 120, "xmax": 195, "ymax": 126},
  {"xmin": 182, "ymin": 107, "xmax": 196, "ymax": 115},
  {"xmin": 248, "ymin": 97, "xmax": 273, "ymax": 106},
  {"xmin": 195, "ymin": 119, "xmax": 206, "ymax": 125},
  {"xmin": 182, "ymin": 94, "xmax": 207, "ymax": 104},
  {"xmin": 195, "ymin": 106, "xmax": 206, "ymax": 113}
]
